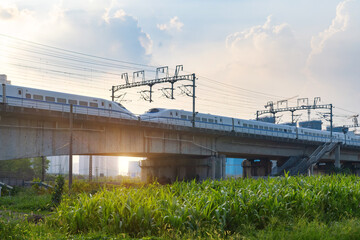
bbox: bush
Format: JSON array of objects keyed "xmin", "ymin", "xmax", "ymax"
[{"xmin": 51, "ymin": 175, "xmax": 65, "ymax": 206}]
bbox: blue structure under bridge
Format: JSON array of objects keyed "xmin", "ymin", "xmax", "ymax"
[{"xmin": 226, "ymin": 158, "xmax": 244, "ymax": 177}]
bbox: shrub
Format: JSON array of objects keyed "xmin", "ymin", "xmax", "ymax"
[{"xmin": 51, "ymin": 175, "xmax": 65, "ymax": 206}]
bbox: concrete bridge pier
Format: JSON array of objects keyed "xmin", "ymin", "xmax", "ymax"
[
  {"xmin": 140, "ymin": 155, "xmax": 226, "ymax": 183},
  {"xmin": 334, "ymin": 144, "xmax": 341, "ymax": 169},
  {"xmin": 242, "ymin": 158, "xmax": 272, "ymax": 178}
]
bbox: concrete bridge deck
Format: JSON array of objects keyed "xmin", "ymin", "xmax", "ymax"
[{"xmin": 1, "ymin": 103, "xmax": 360, "ymax": 181}]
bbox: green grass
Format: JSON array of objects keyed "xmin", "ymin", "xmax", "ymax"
[
  {"xmin": 4, "ymin": 175, "xmax": 360, "ymax": 239},
  {"xmin": 48, "ymin": 175, "xmax": 360, "ymax": 238},
  {"xmin": 0, "ymin": 190, "xmax": 51, "ymax": 213}
]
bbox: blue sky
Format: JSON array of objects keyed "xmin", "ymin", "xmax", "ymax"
[{"xmin": 0, "ymin": 0, "xmax": 359, "ymax": 125}]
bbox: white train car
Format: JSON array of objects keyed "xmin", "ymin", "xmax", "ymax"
[
  {"xmin": 140, "ymin": 108, "xmax": 360, "ymax": 146},
  {"xmin": 140, "ymin": 108, "xmax": 235, "ymax": 131},
  {"xmin": 141, "ymin": 108, "xmax": 298, "ymax": 139},
  {"xmin": 0, "ymin": 83, "xmax": 136, "ymax": 120}
]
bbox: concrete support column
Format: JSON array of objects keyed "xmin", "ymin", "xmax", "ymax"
[
  {"xmin": 218, "ymin": 157, "xmax": 223, "ymax": 179},
  {"xmin": 335, "ymin": 144, "xmax": 341, "ymax": 169},
  {"xmin": 242, "ymin": 158, "xmax": 272, "ymax": 178},
  {"xmin": 211, "ymin": 157, "xmax": 216, "ymax": 180},
  {"xmin": 242, "ymin": 159, "xmax": 251, "ymax": 178},
  {"xmin": 140, "ymin": 155, "xmax": 225, "ymax": 183},
  {"xmin": 222, "ymin": 156, "xmax": 226, "ymax": 179},
  {"xmin": 309, "ymin": 164, "xmax": 314, "ymax": 176}
]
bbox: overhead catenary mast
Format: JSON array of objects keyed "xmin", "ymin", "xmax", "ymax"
[{"xmin": 111, "ymin": 65, "xmax": 197, "ymax": 127}]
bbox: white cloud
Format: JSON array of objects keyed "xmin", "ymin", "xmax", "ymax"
[
  {"xmin": 306, "ymin": 0, "xmax": 360, "ymax": 84},
  {"xmin": 0, "ymin": 4, "xmax": 18, "ymax": 19},
  {"xmin": 157, "ymin": 16, "xmax": 184, "ymax": 32},
  {"xmin": 0, "ymin": 4, "xmax": 37, "ymax": 39},
  {"xmin": 224, "ymin": 15, "xmax": 307, "ymax": 92},
  {"xmin": 139, "ymin": 32, "xmax": 152, "ymax": 55},
  {"xmin": 114, "ymin": 9, "xmax": 127, "ymax": 20},
  {"xmin": 39, "ymin": 6, "xmax": 153, "ymax": 62},
  {"xmin": 307, "ymin": 0, "xmax": 352, "ymax": 63}
]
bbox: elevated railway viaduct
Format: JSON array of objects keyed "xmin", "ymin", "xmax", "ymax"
[{"xmin": 1, "ymin": 104, "xmax": 360, "ymax": 182}]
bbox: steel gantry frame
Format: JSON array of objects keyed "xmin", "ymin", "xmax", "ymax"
[
  {"xmin": 256, "ymin": 98, "xmax": 334, "ymax": 138},
  {"xmin": 111, "ymin": 65, "xmax": 197, "ymax": 127}
]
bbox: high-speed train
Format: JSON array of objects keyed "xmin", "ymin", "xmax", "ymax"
[
  {"xmin": 140, "ymin": 108, "xmax": 360, "ymax": 146},
  {"xmin": 0, "ymin": 83, "xmax": 136, "ymax": 119},
  {"xmin": 2, "ymin": 80, "xmax": 360, "ymax": 147}
]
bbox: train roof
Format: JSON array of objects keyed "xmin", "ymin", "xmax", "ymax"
[{"xmin": 8, "ymin": 84, "xmax": 113, "ymax": 104}]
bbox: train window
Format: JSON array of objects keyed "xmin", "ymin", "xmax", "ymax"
[
  {"xmin": 238, "ymin": 121, "xmax": 240, "ymax": 124},
  {"xmin": 243, "ymin": 123, "xmax": 248, "ymax": 127},
  {"xmin": 170, "ymin": 112, "xmax": 173, "ymax": 116},
  {"xmin": 196, "ymin": 117, "xmax": 200, "ymax": 121},
  {"xmin": 220, "ymin": 119, "xmax": 222, "ymax": 122},
  {"xmin": 249, "ymin": 124, "xmax": 253, "ymax": 128},
  {"xmin": 101, "ymin": 102, "xmax": 105, "ymax": 107},
  {"xmin": 45, "ymin": 96, "xmax": 55, "ymax": 102},
  {"xmin": 176, "ymin": 112, "xmax": 178, "ymax": 116},
  {"xmin": 264, "ymin": 126, "xmax": 268, "ymax": 130},
  {"xmin": 79, "ymin": 101, "xmax": 88, "ymax": 106},
  {"xmin": 215, "ymin": 120, "xmax": 218, "ymax": 123},
  {"xmin": 25, "ymin": 93, "xmax": 31, "ymax": 99},
  {"xmin": 18, "ymin": 90, "xmax": 22, "ymax": 95},
  {"xmin": 89, "ymin": 102, "xmax": 98, "ymax": 107},
  {"xmin": 68, "ymin": 100, "xmax": 77, "ymax": 105},
  {"xmin": 254, "ymin": 125, "xmax": 258, "ymax": 129},
  {"xmin": 269, "ymin": 127, "xmax": 273, "ymax": 130},
  {"xmin": 202, "ymin": 118, "xmax": 207, "ymax": 122},
  {"xmin": 181, "ymin": 115, "xmax": 187, "ymax": 119},
  {"xmin": 116, "ymin": 102, "xmax": 125, "ymax": 108},
  {"xmin": 208, "ymin": 119, "xmax": 214, "ymax": 123},
  {"xmin": 57, "ymin": 98, "xmax": 66, "ymax": 103},
  {"xmin": 259, "ymin": 126, "xmax": 263, "ymax": 129},
  {"xmin": 33, "ymin": 95, "xmax": 43, "ymax": 101},
  {"xmin": 109, "ymin": 103, "xmax": 111, "ymax": 108},
  {"xmin": 148, "ymin": 108, "xmax": 159, "ymax": 113},
  {"xmin": 284, "ymin": 129, "xmax": 287, "ymax": 132},
  {"xmin": 188, "ymin": 116, "xmax": 193, "ymax": 120}
]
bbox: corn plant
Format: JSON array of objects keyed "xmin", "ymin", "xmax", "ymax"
[{"xmin": 48, "ymin": 175, "xmax": 360, "ymax": 237}]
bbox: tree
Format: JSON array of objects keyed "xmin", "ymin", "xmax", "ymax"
[
  {"xmin": 0, "ymin": 157, "xmax": 50, "ymax": 180},
  {"xmin": 31, "ymin": 157, "xmax": 50, "ymax": 179},
  {"xmin": 0, "ymin": 158, "xmax": 34, "ymax": 180}
]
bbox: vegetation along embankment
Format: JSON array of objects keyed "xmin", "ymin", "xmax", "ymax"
[{"xmin": 2, "ymin": 175, "xmax": 360, "ymax": 239}]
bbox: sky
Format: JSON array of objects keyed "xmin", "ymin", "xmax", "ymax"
[{"xmin": 0, "ymin": 0, "xmax": 359, "ymax": 125}]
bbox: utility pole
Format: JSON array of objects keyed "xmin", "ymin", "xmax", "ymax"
[
  {"xmin": 111, "ymin": 86, "xmax": 115, "ymax": 101},
  {"xmin": 41, "ymin": 156, "xmax": 45, "ymax": 182},
  {"xmin": 96, "ymin": 166, "xmax": 98, "ymax": 181},
  {"xmin": 89, "ymin": 155, "xmax": 92, "ymax": 182},
  {"xmin": 69, "ymin": 104, "xmax": 73, "ymax": 191},
  {"xmin": 2, "ymin": 83, "xmax": 5, "ymax": 104},
  {"xmin": 330, "ymin": 104, "xmax": 333, "ymax": 139},
  {"xmin": 192, "ymin": 73, "xmax": 196, "ymax": 128}
]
